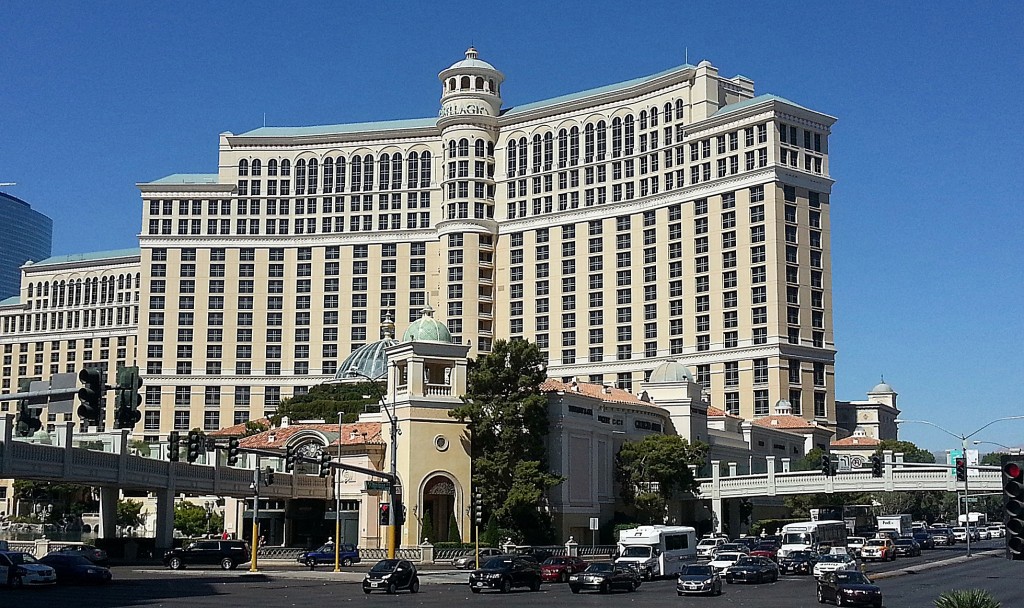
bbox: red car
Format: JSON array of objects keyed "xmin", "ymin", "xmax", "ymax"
[
  {"xmin": 540, "ymin": 555, "xmax": 589, "ymax": 582},
  {"xmin": 748, "ymin": 542, "xmax": 780, "ymax": 561}
]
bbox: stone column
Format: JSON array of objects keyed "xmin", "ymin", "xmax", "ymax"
[
  {"xmin": 418, "ymin": 540, "xmax": 434, "ymax": 564},
  {"xmin": 155, "ymin": 489, "xmax": 176, "ymax": 551},
  {"xmin": 565, "ymin": 536, "xmax": 579, "ymax": 557},
  {"xmin": 97, "ymin": 487, "xmax": 119, "ymax": 539}
]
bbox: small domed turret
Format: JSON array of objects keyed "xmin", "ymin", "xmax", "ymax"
[
  {"xmin": 648, "ymin": 360, "xmax": 694, "ymax": 383},
  {"xmin": 402, "ymin": 305, "xmax": 453, "ymax": 343}
]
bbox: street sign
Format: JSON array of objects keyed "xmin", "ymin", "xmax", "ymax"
[
  {"xmin": 365, "ymin": 481, "xmax": 390, "ymax": 491},
  {"xmin": 589, "ymin": 517, "xmax": 600, "ymax": 531},
  {"xmin": 48, "ymin": 373, "xmax": 77, "ymax": 413}
]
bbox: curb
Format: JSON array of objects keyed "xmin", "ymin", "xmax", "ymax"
[{"xmin": 870, "ymin": 549, "xmax": 1003, "ymax": 580}]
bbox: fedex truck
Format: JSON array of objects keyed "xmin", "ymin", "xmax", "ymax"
[{"xmin": 615, "ymin": 525, "xmax": 697, "ymax": 578}]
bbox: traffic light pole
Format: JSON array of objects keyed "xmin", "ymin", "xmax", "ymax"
[
  {"xmin": 962, "ymin": 439, "xmax": 972, "ymax": 558},
  {"xmin": 250, "ymin": 454, "xmax": 261, "ymax": 572}
]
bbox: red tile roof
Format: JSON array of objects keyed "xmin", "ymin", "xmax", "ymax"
[
  {"xmin": 209, "ymin": 418, "xmax": 271, "ymax": 437},
  {"xmin": 751, "ymin": 415, "xmax": 815, "ymax": 429},
  {"xmin": 831, "ymin": 435, "xmax": 881, "ymax": 447},
  {"xmin": 706, "ymin": 406, "xmax": 741, "ymax": 418},
  {"xmin": 238, "ymin": 422, "xmax": 383, "ymax": 449},
  {"xmin": 540, "ymin": 379, "xmax": 648, "ymax": 406}
]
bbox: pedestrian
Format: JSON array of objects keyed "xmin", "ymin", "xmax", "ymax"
[
  {"xmin": 259, "ymin": 535, "xmax": 266, "ymax": 548},
  {"xmin": 221, "ymin": 530, "xmax": 229, "ymax": 540}
]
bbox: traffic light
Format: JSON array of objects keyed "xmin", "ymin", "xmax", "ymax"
[
  {"xmin": 168, "ymin": 431, "xmax": 181, "ymax": 462},
  {"xmin": 474, "ymin": 489, "xmax": 483, "ymax": 526},
  {"xmin": 394, "ymin": 495, "xmax": 405, "ymax": 526},
  {"xmin": 821, "ymin": 453, "xmax": 833, "ymax": 477},
  {"xmin": 77, "ymin": 367, "xmax": 105, "ymax": 426},
  {"xmin": 1002, "ymin": 455, "xmax": 1024, "ymax": 559},
  {"xmin": 227, "ymin": 437, "xmax": 240, "ymax": 466},
  {"xmin": 205, "ymin": 436, "xmax": 217, "ymax": 452},
  {"xmin": 318, "ymin": 451, "xmax": 332, "ymax": 477},
  {"xmin": 955, "ymin": 457, "xmax": 967, "ymax": 483},
  {"xmin": 379, "ymin": 502, "xmax": 391, "ymax": 526},
  {"xmin": 15, "ymin": 399, "xmax": 42, "ymax": 437},
  {"xmin": 871, "ymin": 455, "xmax": 883, "ymax": 478},
  {"xmin": 187, "ymin": 430, "xmax": 202, "ymax": 463},
  {"xmin": 263, "ymin": 466, "xmax": 275, "ymax": 486},
  {"xmin": 284, "ymin": 444, "xmax": 296, "ymax": 472},
  {"xmin": 114, "ymin": 366, "xmax": 143, "ymax": 429}
]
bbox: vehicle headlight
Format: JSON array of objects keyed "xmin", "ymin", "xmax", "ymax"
[
  {"xmin": 704, "ymin": 578, "xmax": 713, "ymax": 585},
  {"xmin": 86, "ymin": 568, "xmax": 97, "ymax": 574}
]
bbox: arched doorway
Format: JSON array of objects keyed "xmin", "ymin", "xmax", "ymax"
[{"xmin": 421, "ymin": 475, "xmax": 457, "ymax": 543}]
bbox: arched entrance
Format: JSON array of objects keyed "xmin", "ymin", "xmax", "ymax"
[{"xmin": 421, "ymin": 475, "xmax": 457, "ymax": 543}]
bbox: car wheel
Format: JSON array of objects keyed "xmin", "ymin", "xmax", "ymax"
[
  {"xmin": 837, "ymin": 594, "xmax": 847, "ymax": 607},
  {"xmin": 599, "ymin": 582, "xmax": 609, "ymax": 594},
  {"xmin": 168, "ymin": 556, "xmax": 183, "ymax": 570},
  {"xmin": 306, "ymin": 557, "xmax": 317, "ymax": 568},
  {"xmin": 561, "ymin": 571, "xmax": 568, "ymax": 583},
  {"xmin": 500, "ymin": 578, "xmax": 511, "ymax": 594},
  {"xmin": 410, "ymin": 578, "xmax": 420, "ymax": 593},
  {"xmin": 629, "ymin": 581, "xmax": 638, "ymax": 592},
  {"xmin": 678, "ymin": 591, "xmax": 684, "ymax": 596},
  {"xmin": 363, "ymin": 588, "xmax": 371, "ymax": 594},
  {"xmin": 873, "ymin": 602, "xmax": 882, "ymax": 608},
  {"xmin": 386, "ymin": 582, "xmax": 397, "ymax": 595},
  {"xmin": 530, "ymin": 578, "xmax": 541, "ymax": 592},
  {"xmin": 726, "ymin": 576, "xmax": 733, "ymax": 584},
  {"xmin": 817, "ymin": 587, "xmax": 826, "ymax": 604},
  {"xmin": 570, "ymin": 586, "xmax": 580, "ymax": 594},
  {"xmin": 471, "ymin": 588, "xmax": 481, "ymax": 594},
  {"xmin": 220, "ymin": 557, "xmax": 234, "ymax": 570},
  {"xmin": 715, "ymin": 582, "xmax": 722, "ymax": 596},
  {"xmin": 341, "ymin": 558, "xmax": 353, "ymax": 567}
]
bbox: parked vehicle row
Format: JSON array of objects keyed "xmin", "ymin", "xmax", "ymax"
[{"xmin": 0, "ymin": 549, "xmax": 112, "ymax": 586}]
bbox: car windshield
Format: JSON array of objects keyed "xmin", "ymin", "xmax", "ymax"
[
  {"xmin": 834, "ymin": 572, "xmax": 870, "ymax": 585},
  {"xmin": 782, "ymin": 532, "xmax": 810, "ymax": 545},
  {"xmin": 755, "ymin": 543, "xmax": 777, "ymax": 550},
  {"xmin": 713, "ymin": 553, "xmax": 743, "ymax": 562},
  {"xmin": 482, "ymin": 557, "xmax": 514, "ymax": 569},
  {"xmin": 316, "ymin": 543, "xmax": 334, "ymax": 552},
  {"xmin": 682, "ymin": 565, "xmax": 712, "ymax": 576},
  {"xmin": 865, "ymin": 540, "xmax": 885, "ymax": 547},
  {"xmin": 735, "ymin": 557, "xmax": 759, "ymax": 566},
  {"xmin": 6, "ymin": 553, "xmax": 37, "ymax": 565},
  {"xmin": 585, "ymin": 563, "xmax": 614, "ymax": 573},
  {"xmin": 543, "ymin": 557, "xmax": 569, "ymax": 565},
  {"xmin": 848, "ymin": 537, "xmax": 865, "ymax": 543},
  {"xmin": 49, "ymin": 555, "xmax": 92, "ymax": 565},
  {"xmin": 697, "ymin": 540, "xmax": 718, "ymax": 547},
  {"xmin": 895, "ymin": 540, "xmax": 913, "ymax": 546},
  {"xmin": 620, "ymin": 546, "xmax": 652, "ymax": 558},
  {"xmin": 370, "ymin": 559, "xmax": 401, "ymax": 573},
  {"xmin": 818, "ymin": 555, "xmax": 843, "ymax": 562}
]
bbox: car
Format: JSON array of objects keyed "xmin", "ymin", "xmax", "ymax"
[
  {"xmin": 514, "ymin": 545, "xmax": 553, "ymax": 563},
  {"xmin": 986, "ymin": 525, "xmax": 1004, "ymax": 539},
  {"xmin": 778, "ymin": 549, "xmax": 819, "ymax": 575},
  {"xmin": 453, "ymin": 547, "xmax": 502, "ymax": 570},
  {"xmin": 568, "ymin": 562, "xmax": 640, "ymax": 594},
  {"xmin": 469, "ymin": 555, "xmax": 542, "ymax": 593},
  {"xmin": 0, "ymin": 551, "xmax": 57, "ymax": 586},
  {"xmin": 297, "ymin": 542, "xmax": 360, "ymax": 568},
  {"xmin": 707, "ymin": 551, "xmax": 746, "ymax": 574},
  {"xmin": 912, "ymin": 531, "xmax": 935, "ymax": 549},
  {"xmin": 812, "ymin": 553, "xmax": 858, "ymax": 579},
  {"xmin": 952, "ymin": 527, "xmax": 969, "ymax": 542},
  {"xmin": 846, "ymin": 537, "xmax": 866, "ymax": 556},
  {"xmin": 859, "ymin": 538, "xmax": 895, "ymax": 562},
  {"xmin": 716, "ymin": 542, "xmax": 750, "ymax": 554},
  {"xmin": 974, "ymin": 527, "xmax": 991, "ymax": 541},
  {"xmin": 736, "ymin": 536, "xmax": 760, "ymax": 551},
  {"xmin": 162, "ymin": 539, "xmax": 251, "ymax": 570},
  {"xmin": 893, "ymin": 538, "xmax": 921, "ymax": 557},
  {"xmin": 749, "ymin": 541, "xmax": 781, "ymax": 561},
  {"xmin": 724, "ymin": 555, "xmax": 779, "ymax": 584},
  {"xmin": 52, "ymin": 544, "xmax": 109, "ymax": 565},
  {"xmin": 696, "ymin": 537, "xmax": 726, "ymax": 559},
  {"xmin": 38, "ymin": 554, "xmax": 112, "ymax": 584},
  {"xmin": 362, "ymin": 559, "xmax": 419, "ymax": 594},
  {"xmin": 874, "ymin": 530, "xmax": 899, "ymax": 543},
  {"xmin": 676, "ymin": 564, "xmax": 722, "ymax": 596},
  {"xmin": 930, "ymin": 528, "xmax": 955, "ymax": 546},
  {"xmin": 816, "ymin": 570, "xmax": 883, "ymax": 608},
  {"xmin": 540, "ymin": 555, "xmax": 588, "ymax": 582}
]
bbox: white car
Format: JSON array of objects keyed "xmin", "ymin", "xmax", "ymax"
[
  {"xmin": 696, "ymin": 538, "xmax": 726, "ymax": 559},
  {"xmin": 987, "ymin": 525, "xmax": 1005, "ymax": 539},
  {"xmin": 707, "ymin": 551, "xmax": 746, "ymax": 574},
  {"xmin": 812, "ymin": 553, "xmax": 858, "ymax": 579},
  {"xmin": 846, "ymin": 537, "xmax": 866, "ymax": 556},
  {"xmin": 952, "ymin": 527, "xmax": 969, "ymax": 542},
  {"xmin": 0, "ymin": 551, "xmax": 57, "ymax": 586},
  {"xmin": 975, "ymin": 527, "xmax": 991, "ymax": 541}
]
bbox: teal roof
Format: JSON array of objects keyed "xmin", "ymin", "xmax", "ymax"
[
  {"xmin": 402, "ymin": 306, "xmax": 452, "ymax": 343},
  {"xmin": 505, "ymin": 63, "xmax": 695, "ymax": 116},
  {"xmin": 712, "ymin": 94, "xmax": 814, "ymax": 118},
  {"xmin": 149, "ymin": 174, "xmax": 220, "ymax": 184},
  {"xmin": 649, "ymin": 360, "xmax": 694, "ymax": 383},
  {"xmin": 0, "ymin": 295, "xmax": 20, "ymax": 307},
  {"xmin": 30, "ymin": 248, "xmax": 140, "ymax": 267},
  {"xmin": 239, "ymin": 117, "xmax": 437, "ymax": 138}
]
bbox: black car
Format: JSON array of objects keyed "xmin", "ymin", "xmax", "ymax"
[
  {"xmin": 676, "ymin": 564, "xmax": 722, "ymax": 596},
  {"xmin": 52, "ymin": 545, "xmax": 109, "ymax": 565},
  {"xmin": 892, "ymin": 538, "xmax": 921, "ymax": 557},
  {"xmin": 778, "ymin": 549, "xmax": 819, "ymax": 575},
  {"xmin": 568, "ymin": 563, "xmax": 640, "ymax": 594},
  {"xmin": 469, "ymin": 555, "xmax": 542, "ymax": 593},
  {"xmin": 514, "ymin": 545, "xmax": 553, "ymax": 563},
  {"xmin": 39, "ymin": 554, "xmax": 112, "ymax": 584},
  {"xmin": 912, "ymin": 532, "xmax": 935, "ymax": 550},
  {"xmin": 163, "ymin": 539, "xmax": 251, "ymax": 570},
  {"xmin": 725, "ymin": 555, "xmax": 779, "ymax": 584},
  {"xmin": 817, "ymin": 570, "xmax": 883, "ymax": 607},
  {"xmin": 362, "ymin": 559, "xmax": 419, "ymax": 594}
]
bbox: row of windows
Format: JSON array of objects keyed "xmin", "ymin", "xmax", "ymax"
[
  {"xmin": 152, "ymin": 193, "xmax": 434, "ymax": 217},
  {"xmin": 2, "ymin": 307, "xmax": 138, "ymax": 336},
  {"xmin": 147, "ymin": 212, "xmax": 433, "ymax": 236},
  {"xmin": 237, "ymin": 153, "xmax": 433, "ymax": 194}
]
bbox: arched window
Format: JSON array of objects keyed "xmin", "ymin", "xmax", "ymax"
[
  {"xmin": 280, "ymin": 159, "xmax": 291, "ymax": 176},
  {"xmin": 118, "ymin": 275, "xmax": 124, "ymax": 290},
  {"xmin": 557, "ymin": 129, "xmax": 568, "ymax": 168},
  {"xmin": 624, "ymin": 115, "xmax": 635, "ymax": 155},
  {"xmin": 391, "ymin": 153, "xmax": 402, "ymax": 189},
  {"xmin": 458, "ymin": 138, "xmax": 469, "ymax": 157},
  {"xmin": 268, "ymin": 159, "xmax": 278, "ymax": 176},
  {"xmin": 322, "ymin": 158, "xmax": 334, "ymax": 193},
  {"xmin": 379, "ymin": 154, "xmax": 391, "ymax": 190},
  {"xmin": 251, "ymin": 159, "xmax": 262, "ymax": 176},
  {"xmin": 419, "ymin": 152, "xmax": 431, "ymax": 188},
  {"xmin": 27, "ymin": 283, "xmax": 34, "ymax": 298},
  {"xmin": 584, "ymin": 124, "xmax": 595, "ymax": 163},
  {"xmin": 460, "ymin": 76, "xmax": 470, "ymax": 89},
  {"xmin": 664, "ymin": 102, "xmax": 673, "ymax": 123},
  {"xmin": 488, "ymin": 141, "xmax": 494, "ymax": 156},
  {"xmin": 475, "ymin": 76, "xmax": 484, "ymax": 89},
  {"xmin": 517, "ymin": 138, "xmax": 527, "ymax": 175},
  {"xmin": 448, "ymin": 77, "xmax": 456, "ymax": 91},
  {"xmin": 489, "ymin": 79, "xmax": 495, "ymax": 93},
  {"xmin": 336, "ymin": 157, "xmax": 346, "ymax": 192},
  {"xmin": 531, "ymin": 135, "xmax": 542, "ymax": 173},
  {"xmin": 611, "ymin": 117, "xmax": 623, "ymax": 158},
  {"xmin": 363, "ymin": 154, "xmax": 374, "ymax": 191},
  {"xmin": 507, "ymin": 142, "xmax": 517, "ymax": 177},
  {"xmin": 307, "ymin": 158, "xmax": 318, "ymax": 194},
  {"xmin": 474, "ymin": 140, "xmax": 485, "ymax": 157},
  {"xmin": 126, "ymin": 274, "xmax": 133, "ymax": 289},
  {"xmin": 675, "ymin": 99, "xmax": 685, "ymax": 120},
  {"xmin": 650, "ymin": 107, "xmax": 659, "ymax": 127},
  {"xmin": 543, "ymin": 132, "xmax": 553, "ymax": 170},
  {"xmin": 569, "ymin": 127, "xmax": 580, "ymax": 166},
  {"xmin": 639, "ymin": 110, "xmax": 648, "ymax": 130},
  {"xmin": 238, "ymin": 159, "xmax": 249, "ymax": 176},
  {"xmin": 596, "ymin": 120, "xmax": 607, "ymax": 161},
  {"xmin": 295, "ymin": 159, "xmax": 307, "ymax": 195},
  {"xmin": 350, "ymin": 156, "xmax": 362, "ymax": 191},
  {"xmin": 407, "ymin": 151, "xmax": 419, "ymax": 188},
  {"xmin": 448, "ymin": 140, "xmax": 457, "ymax": 159}
]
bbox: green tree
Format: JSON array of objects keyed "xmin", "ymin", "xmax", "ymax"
[
  {"xmin": 421, "ymin": 510, "xmax": 435, "ymax": 543},
  {"xmin": 481, "ymin": 515, "xmax": 500, "ymax": 547},
  {"xmin": 243, "ymin": 420, "xmax": 270, "ymax": 436},
  {"xmin": 450, "ymin": 339, "xmax": 562, "ymax": 543},
  {"xmin": 272, "ymin": 382, "xmax": 383, "ymax": 425},
  {"xmin": 873, "ymin": 439, "xmax": 935, "ymax": 463},
  {"xmin": 615, "ymin": 434, "xmax": 707, "ymax": 523},
  {"xmin": 174, "ymin": 502, "xmax": 222, "ymax": 537},
  {"xmin": 128, "ymin": 439, "xmax": 151, "ymax": 457},
  {"xmin": 117, "ymin": 499, "xmax": 146, "ymax": 529},
  {"xmin": 447, "ymin": 511, "xmax": 461, "ymax": 542}
]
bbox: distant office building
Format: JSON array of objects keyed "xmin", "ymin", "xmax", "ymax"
[{"xmin": 0, "ymin": 192, "xmax": 53, "ymax": 299}]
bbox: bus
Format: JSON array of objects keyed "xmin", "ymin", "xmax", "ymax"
[
  {"xmin": 615, "ymin": 525, "xmax": 697, "ymax": 578},
  {"xmin": 778, "ymin": 520, "xmax": 848, "ymax": 558}
]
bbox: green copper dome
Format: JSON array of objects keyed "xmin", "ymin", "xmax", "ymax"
[
  {"xmin": 402, "ymin": 305, "xmax": 452, "ymax": 343},
  {"xmin": 648, "ymin": 360, "xmax": 694, "ymax": 383}
]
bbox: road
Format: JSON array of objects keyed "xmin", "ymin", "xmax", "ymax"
[{"xmin": 3, "ymin": 540, "xmax": 1018, "ymax": 608}]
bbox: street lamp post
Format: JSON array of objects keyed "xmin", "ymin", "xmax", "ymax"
[
  {"xmin": 973, "ymin": 440, "xmax": 1022, "ymax": 455},
  {"xmin": 894, "ymin": 415, "xmax": 1024, "ymax": 557},
  {"xmin": 334, "ymin": 410, "xmax": 343, "ymax": 572},
  {"xmin": 346, "ymin": 368, "xmax": 398, "ymax": 559}
]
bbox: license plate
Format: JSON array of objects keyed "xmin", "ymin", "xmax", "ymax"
[
  {"xmin": 475, "ymin": 582, "xmax": 485, "ymax": 587},
  {"xmin": 371, "ymin": 582, "xmax": 379, "ymax": 588}
]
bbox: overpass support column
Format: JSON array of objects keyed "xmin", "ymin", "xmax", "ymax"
[
  {"xmin": 710, "ymin": 459, "xmax": 722, "ymax": 533},
  {"xmin": 97, "ymin": 487, "xmax": 118, "ymax": 539},
  {"xmin": 155, "ymin": 489, "xmax": 176, "ymax": 550}
]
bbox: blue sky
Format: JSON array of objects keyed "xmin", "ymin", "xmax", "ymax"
[{"xmin": 2, "ymin": 2, "xmax": 1022, "ymax": 451}]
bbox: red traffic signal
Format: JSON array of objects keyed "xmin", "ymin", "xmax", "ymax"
[
  {"xmin": 1002, "ymin": 455, "xmax": 1024, "ymax": 559},
  {"xmin": 379, "ymin": 502, "xmax": 391, "ymax": 526}
]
